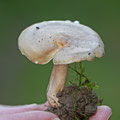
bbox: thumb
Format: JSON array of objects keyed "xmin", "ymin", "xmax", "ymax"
[
  {"xmin": 0, "ymin": 111, "xmax": 59, "ymax": 120},
  {"xmin": 89, "ymin": 106, "xmax": 112, "ymax": 120}
]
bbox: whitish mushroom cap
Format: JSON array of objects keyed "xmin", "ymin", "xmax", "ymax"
[{"xmin": 18, "ymin": 20, "xmax": 105, "ymax": 64}]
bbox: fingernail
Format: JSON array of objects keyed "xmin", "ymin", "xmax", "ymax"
[
  {"xmin": 53, "ymin": 118, "xmax": 60, "ymax": 120},
  {"xmin": 101, "ymin": 106, "xmax": 112, "ymax": 120},
  {"xmin": 106, "ymin": 112, "xmax": 112, "ymax": 120}
]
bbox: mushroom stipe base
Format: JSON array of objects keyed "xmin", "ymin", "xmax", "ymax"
[{"xmin": 47, "ymin": 85, "xmax": 99, "ymax": 120}]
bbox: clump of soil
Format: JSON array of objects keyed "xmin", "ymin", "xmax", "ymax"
[{"xmin": 47, "ymin": 85, "xmax": 98, "ymax": 120}]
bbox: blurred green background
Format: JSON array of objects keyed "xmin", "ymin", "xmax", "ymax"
[{"xmin": 0, "ymin": 0, "xmax": 120, "ymax": 119}]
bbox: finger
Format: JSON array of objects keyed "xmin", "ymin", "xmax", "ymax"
[
  {"xmin": 89, "ymin": 106, "xmax": 112, "ymax": 120},
  {"xmin": 0, "ymin": 103, "xmax": 49, "ymax": 115},
  {"xmin": 0, "ymin": 111, "xmax": 59, "ymax": 120},
  {"xmin": 44, "ymin": 101, "xmax": 51, "ymax": 108}
]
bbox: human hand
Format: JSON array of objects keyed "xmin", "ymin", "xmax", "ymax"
[
  {"xmin": 0, "ymin": 102, "xmax": 59, "ymax": 120},
  {"xmin": 0, "ymin": 103, "xmax": 111, "ymax": 120}
]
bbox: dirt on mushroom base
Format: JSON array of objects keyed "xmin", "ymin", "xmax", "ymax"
[{"xmin": 47, "ymin": 85, "xmax": 98, "ymax": 120}]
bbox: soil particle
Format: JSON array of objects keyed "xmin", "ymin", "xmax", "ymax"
[{"xmin": 47, "ymin": 85, "xmax": 98, "ymax": 120}]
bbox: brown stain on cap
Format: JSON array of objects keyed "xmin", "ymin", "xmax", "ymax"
[
  {"xmin": 32, "ymin": 46, "xmax": 59, "ymax": 64},
  {"xmin": 56, "ymin": 40, "xmax": 67, "ymax": 48}
]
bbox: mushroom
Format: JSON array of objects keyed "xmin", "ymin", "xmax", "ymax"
[{"xmin": 18, "ymin": 20, "xmax": 104, "ymax": 107}]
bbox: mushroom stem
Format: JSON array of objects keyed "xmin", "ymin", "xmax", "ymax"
[{"xmin": 47, "ymin": 64, "xmax": 68, "ymax": 107}]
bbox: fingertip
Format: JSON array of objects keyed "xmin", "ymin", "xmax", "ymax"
[
  {"xmin": 98, "ymin": 106, "xmax": 112, "ymax": 112},
  {"xmin": 44, "ymin": 101, "xmax": 50, "ymax": 106},
  {"xmin": 89, "ymin": 105, "xmax": 112, "ymax": 120}
]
